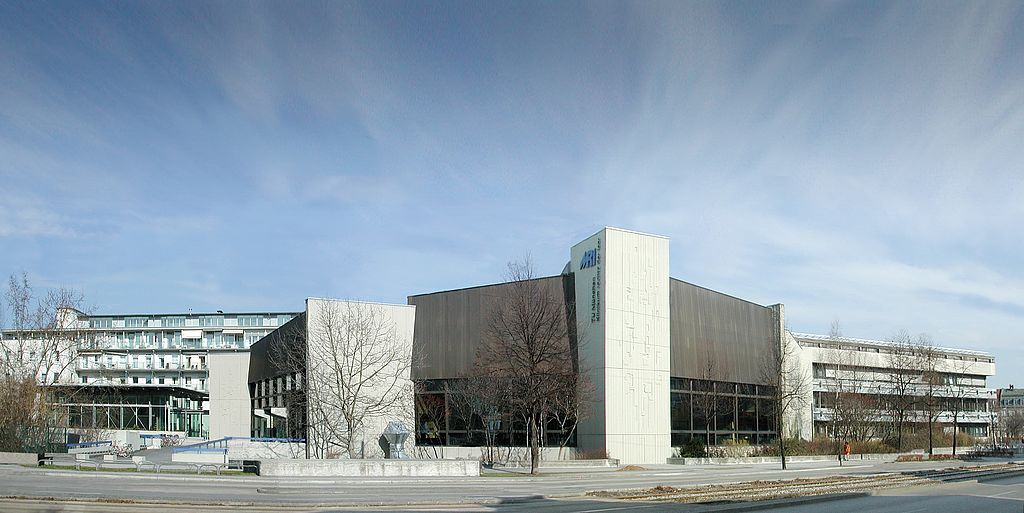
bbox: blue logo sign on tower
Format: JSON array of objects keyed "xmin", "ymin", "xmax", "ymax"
[{"xmin": 579, "ymin": 248, "xmax": 598, "ymax": 270}]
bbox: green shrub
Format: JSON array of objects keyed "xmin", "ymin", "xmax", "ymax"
[{"xmin": 674, "ymin": 437, "xmax": 706, "ymax": 458}]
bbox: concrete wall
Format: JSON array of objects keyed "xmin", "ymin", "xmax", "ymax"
[
  {"xmin": 259, "ymin": 458, "xmax": 479, "ymax": 477},
  {"xmin": 226, "ymin": 439, "xmax": 306, "ymax": 460},
  {"xmin": 0, "ymin": 452, "xmax": 39, "ymax": 465},
  {"xmin": 305, "ymin": 298, "xmax": 416, "ymax": 458},
  {"xmin": 412, "ymin": 445, "xmax": 578, "ymax": 464},
  {"xmin": 207, "ymin": 351, "xmax": 252, "ymax": 440},
  {"xmin": 572, "ymin": 227, "xmax": 671, "ymax": 464}
]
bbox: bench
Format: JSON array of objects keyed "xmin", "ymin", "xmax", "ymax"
[
  {"xmin": 132, "ymin": 456, "xmax": 162, "ymax": 472},
  {"xmin": 74, "ymin": 454, "xmax": 102, "ymax": 471},
  {"xmin": 188, "ymin": 463, "xmax": 226, "ymax": 475}
]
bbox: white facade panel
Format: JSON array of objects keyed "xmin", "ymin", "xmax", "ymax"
[
  {"xmin": 572, "ymin": 227, "xmax": 670, "ymax": 464},
  {"xmin": 305, "ymin": 298, "xmax": 416, "ymax": 458},
  {"xmin": 207, "ymin": 351, "xmax": 252, "ymax": 440}
]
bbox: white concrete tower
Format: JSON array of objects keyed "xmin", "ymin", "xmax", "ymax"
[{"xmin": 571, "ymin": 227, "xmax": 671, "ymax": 464}]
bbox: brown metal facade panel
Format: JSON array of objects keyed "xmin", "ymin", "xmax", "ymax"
[
  {"xmin": 669, "ymin": 279, "xmax": 776, "ymax": 384},
  {"xmin": 410, "ymin": 274, "xmax": 774, "ymax": 384},
  {"xmin": 408, "ymin": 276, "xmax": 571, "ymax": 380},
  {"xmin": 248, "ymin": 312, "xmax": 306, "ymax": 383}
]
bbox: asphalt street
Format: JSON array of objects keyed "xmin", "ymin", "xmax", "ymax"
[
  {"xmin": 766, "ymin": 472, "xmax": 1024, "ymax": 513},
  {"xmin": 0, "ymin": 458, "xmax": 1020, "ymax": 512}
]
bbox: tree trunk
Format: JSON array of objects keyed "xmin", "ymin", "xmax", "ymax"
[
  {"xmin": 928, "ymin": 415, "xmax": 934, "ymax": 456},
  {"xmin": 952, "ymin": 417, "xmax": 958, "ymax": 456},
  {"xmin": 530, "ymin": 411, "xmax": 540, "ymax": 475},
  {"xmin": 778, "ymin": 412, "xmax": 787, "ymax": 470}
]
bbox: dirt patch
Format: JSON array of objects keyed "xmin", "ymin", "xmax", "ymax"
[{"xmin": 617, "ymin": 465, "xmax": 647, "ymax": 472}]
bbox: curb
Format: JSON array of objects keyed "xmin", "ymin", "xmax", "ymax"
[{"xmin": 0, "ymin": 495, "xmax": 537, "ymax": 509}]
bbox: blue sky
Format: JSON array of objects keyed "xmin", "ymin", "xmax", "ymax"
[{"xmin": 1, "ymin": 1, "xmax": 1021, "ymax": 387}]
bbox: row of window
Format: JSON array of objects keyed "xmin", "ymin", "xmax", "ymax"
[
  {"xmin": 670, "ymin": 378, "xmax": 778, "ymax": 398},
  {"xmin": 812, "ymin": 391, "xmax": 990, "ymax": 412},
  {"xmin": 79, "ymin": 353, "xmax": 207, "ymax": 370},
  {"xmin": 811, "ymin": 363, "xmax": 987, "ymax": 388},
  {"xmin": 89, "ymin": 330, "xmax": 269, "ymax": 350},
  {"xmin": 415, "ymin": 380, "xmax": 578, "ymax": 448},
  {"xmin": 90, "ymin": 315, "xmax": 293, "ymax": 329},
  {"xmin": 670, "ymin": 391, "xmax": 776, "ymax": 434},
  {"xmin": 79, "ymin": 375, "xmax": 206, "ymax": 389},
  {"xmin": 250, "ymin": 373, "xmax": 302, "ymax": 409}
]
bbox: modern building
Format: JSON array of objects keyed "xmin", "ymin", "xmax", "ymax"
[
  {"xmin": 2, "ymin": 310, "xmax": 298, "ymax": 439},
  {"xmin": 791, "ymin": 332, "xmax": 996, "ymax": 439},
  {"xmin": 408, "ymin": 228, "xmax": 783, "ymax": 463},
  {"xmin": 997, "ymin": 385, "xmax": 1024, "ymax": 413},
  {"xmin": 6, "ymin": 226, "xmax": 999, "ymax": 462},
  {"xmin": 248, "ymin": 298, "xmax": 416, "ymax": 458}
]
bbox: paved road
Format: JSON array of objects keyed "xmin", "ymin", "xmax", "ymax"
[
  {"xmin": 0, "ymin": 458, "xmax": 1018, "ymax": 512},
  {"xmin": 767, "ymin": 473, "xmax": 1024, "ymax": 513}
]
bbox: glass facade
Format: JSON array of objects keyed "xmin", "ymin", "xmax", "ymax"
[
  {"xmin": 413, "ymin": 379, "xmax": 578, "ymax": 448},
  {"xmin": 670, "ymin": 377, "xmax": 778, "ymax": 445},
  {"xmin": 53, "ymin": 386, "xmax": 208, "ymax": 437}
]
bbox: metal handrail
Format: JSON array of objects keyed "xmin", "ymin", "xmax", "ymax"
[
  {"xmin": 66, "ymin": 440, "xmax": 112, "ymax": 448},
  {"xmin": 172, "ymin": 436, "xmax": 305, "ymax": 453}
]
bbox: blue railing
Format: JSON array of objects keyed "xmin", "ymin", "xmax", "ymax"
[
  {"xmin": 66, "ymin": 440, "xmax": 112, "ymax": 448},
  {"xmin": 172, "ymin": 436, "xmax": 305, "ymax": 453}
]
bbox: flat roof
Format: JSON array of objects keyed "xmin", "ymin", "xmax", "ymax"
[
  {"xmin": 791, "ymin": 332, "xmax": 993, "ymax": 358},
  {"xmin": 87, "ymin": 311, "xmax": 302, "ymax": 318},
  {"xmin": 408, "ymin": 275, "xmax": 564, "ymax": 299}
]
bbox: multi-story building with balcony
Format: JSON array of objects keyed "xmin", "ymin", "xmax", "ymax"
[
  {"xmin": 74, "ymin": 311, "xmax": 298, "ymax": 392},
  {"xmin": 791, "ymin": 332, "xmax": 996, "ymax": 440},
  {"xmin": 8, "ymin": 309, "xmax": 299, "ymax": 439}
]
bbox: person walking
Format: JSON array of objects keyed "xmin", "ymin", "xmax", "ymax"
[{"xmin": 842, "ymin": 441, "xmax": 852, "ymax": 461}]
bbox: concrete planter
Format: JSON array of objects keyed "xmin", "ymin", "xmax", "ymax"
[
  {"xmin": 540, "ymin": 458, "xmax": 620, "ymax": 468},
  {"xmin": 258, "ymin": 458, "xmax": 480, "ymax": 477},
  {"xmin": 0, "ymin": 452, "xmax": 40, "ymax": 465}
]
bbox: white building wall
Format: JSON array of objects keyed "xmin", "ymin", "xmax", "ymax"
[
  {"xmin": 305, "ymin": 298, "xmax": 416, "ymax": 458},
  {"xmin": 207, "ymin": 351, "xmax": 252, "ymax": 440},
  {"xmin": 572, "ymin": 227, "xmax": 671, "ymax": 464}
]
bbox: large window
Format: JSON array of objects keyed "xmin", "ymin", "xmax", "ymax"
[
  {"xmin": 412, "ymin": 378, "xmax": 577, "ymax": 448},
  {"xmin": 91, "ymin": 318, "xmax": 113, "ymax": 328},
  {"xmin": 671, "ymin": 378, "xmax": 778, "ymax": 445},
  {"xmin": 200, "ymin": 316, "xmax": 224, "ymax": 327}
]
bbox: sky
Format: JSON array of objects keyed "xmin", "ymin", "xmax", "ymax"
[{"xmin": 0, "ymin": 1, "xmax": 1021, "ymax": 387}]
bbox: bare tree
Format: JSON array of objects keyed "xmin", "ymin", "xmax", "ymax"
[
  {"xmin": 759, "ymin": 324, "xmax": 810, "ymax": 470},
  {"xmin": 914, "ymin": 335, "xmax": 943, "ymax": 456},
  {"xmin": 883, "ymin": 331, "xmax": 922, "ymax": 451},
  {"xmin": 413, "ymin": 381, "xmax": 448, "ymax": 458},
  {"xmin": 691, "ymin": 350, "xmax": 722, "ymax": 448},
  {"xmin": 475, "ymin": 258, "xmax": 580, "ymax": 475},
  {"xmin": 943, "ymin": 359, "xmax": 977, "ymax": 456},
  {"xmin": 447, "ymin": 375, "xmax": 513, "ymax": 465},
  {"xmin": 0, "ymin": 273, "xmax": 90, "ymax": 452},
  {"xmin": 1004, "ymin": 411, "xmax": 1024, "ymax": 441},
  {"xmin": 548, "ymin": 368, "xmax": 594, "ymax": 460},
  {"xmin": 271, "ymin": 301, "xmax": 413, "ymax": 459}
]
